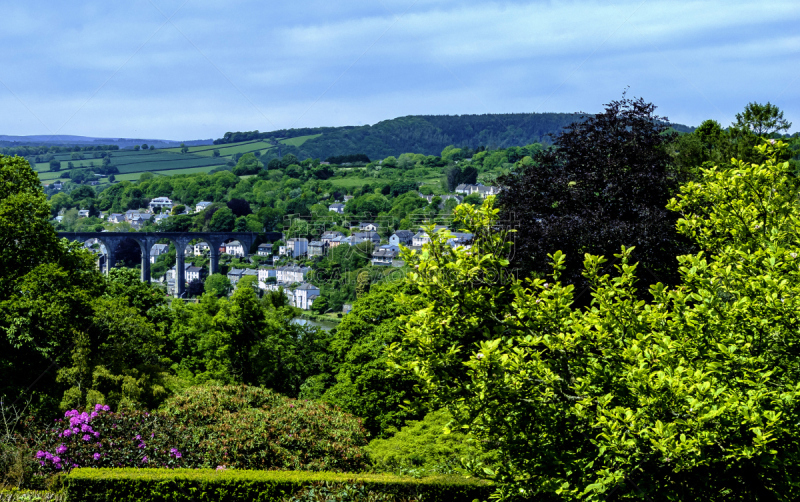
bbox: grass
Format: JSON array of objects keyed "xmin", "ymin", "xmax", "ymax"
[
  {"xmin": 328, "ymin": 177, "xmax": 374, "ymax": 188},
  {"xmin": 280, "ymin": 134, "xmax": 322, "ymax": 147}
]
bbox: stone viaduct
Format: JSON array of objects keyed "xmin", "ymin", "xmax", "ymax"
[{"xmin": 58, "ymin": 232, "xmax": 281, "ymax": 297}]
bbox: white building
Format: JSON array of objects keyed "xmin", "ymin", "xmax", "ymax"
[
  {"xmin": 359, "ymin": 222, "xmax": 378, "ymax": 232},
  {"xmin": 195, "ymin": 201, "xmax": 212, "ymax": 213},
  {"xmin": 276, "ymin": 265, "xmax": 310, "ymax": 284},
  {"xmin": 257, "ymin": 243, "xmax": 272, "ymax": 256},
  {"xmin": 150, "ymin": 243, "xmax": 169, "ymax": 263},
  {"xmin": 292, "ymin": 283, "xmax": 320, "ymax": 310},
  {"xmin": 225, "ymin": 240, "xmax": 245, "ymax": 257},
  {"xmin": 286, "ymin": 238, "xmax": 308, "ymax": 258},
  {"xmin": 149, "ymin": 197, "xmax": 174, "ymax": 212},
  {"xmin": 328, "ymin": 203, "xmax": 345, "ymax": 214},
  {"xmin": 78, "ymin": 209, "xmax": 90, "ymax": 218},
  {"xmin": 412, "ymin": 232, "xmax": 430, "ymax": 247},
  {"xmin": 194, "ymin": 242, "xmax": 210, "ymax": 256},
  {"xmin": 321, "ymin": 231, "xmax": 344, "ymax": 245},
  {"xmin": 186, "ymin": 266, "xmax": 205, "ymax": 282},
  {"xmin": 258, "ymin": 267, "xmax": 276, "ymax": 288},
  {"xmin": 454, "ymin": 183, "xmax": 500, "ymax": 198}
]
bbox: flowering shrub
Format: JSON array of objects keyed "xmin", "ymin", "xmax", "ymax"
[
  {"xmin": 32, "ymin": 404, "xmax": 195, "ymax": 475},
  {"xmin": 161, "ymin": 385, "xmax": 370, "ymax": 471}
]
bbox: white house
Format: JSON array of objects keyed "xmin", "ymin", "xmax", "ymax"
[
  {"xmin": 107, "ymin": 213, "xmax": 124, "ymax": 224},
  {"xmin": 292, "ymin": 283, "xmax": 320, "ymax": 310},
  {"xmin": 328, "ymin": 203, "xmax": 345, "ymax": 214},
  {"xmin": 150, "ymin": 243, "xmax": 169, "ymax": 263},
  {"xmin": 258, "ymin": 267, "xmax": 276, "ymax": 288},
  {"xmin": 186, "ymin": 266, "xmax": 205, "ymax": 282},
  {"xmin": 227, "ymin": 268, "xmax": 245, "ymax": 285},
  {"xmin": 149, "ymin": 197, "xmax": 174, "ymax": 212},
  {"xmin": 412, "ymin": 231, "xmax": 430, "ymax": 247},
  {"xmin": 351, "ymin": 232, "xmax": 380, "ymax": 246},
  {"xmin": 286, "ymin": 238, "xmax": 308, "ymax": 258},
  {"xmin": 78, "ymin": 209, "xmax": 90, "ymax": 218},
  {"xmin": 371, "ymin": 248, "xmax": 398, "ymax": 266},
  {"xmin": 225, "ymin": 240, "xmax": 245, "ymax": 257},
  {"xmin": 454, "ymin": 183, "xmax": 500, "ymax": 198},
  {"xmin": 195, "ymin": 201, "xmax": 212, "ymax": 213},
  {"xmin": 359, "ymin": 222, "xmax": 378, "ymax": 232},
  {"xmin": 276, "ymin": 265, "xmax": 310, "ymax": 284},
  {"xmin": 257, "ymin": 243, "xmax": 272, "ymax": 256},
  {"xmin": 194, "ymin": 242, "xmax": 210, "ymax": 256}
]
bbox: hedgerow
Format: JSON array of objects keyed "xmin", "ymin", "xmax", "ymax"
[{"xmin": 65, "ymin": 468, "xmax": 494, "ymax": 502}]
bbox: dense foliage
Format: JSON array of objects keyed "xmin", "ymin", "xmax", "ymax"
[
  {"xmin": 497, "ymin": 97, "xmax": 692, "ymax": 302},
  {"xmin": 393, "ymin": 141, "xmax": 800, "ymax": 500}
]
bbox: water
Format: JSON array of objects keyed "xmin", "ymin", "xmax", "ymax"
[{"xmin": 292, "ymin": 317, "xmax": 339, "ymax": 331}]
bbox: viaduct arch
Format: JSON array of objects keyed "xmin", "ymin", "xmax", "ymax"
[{"xmin": 58, "ymin": 232, "xmax": 280, "ymax": 297}]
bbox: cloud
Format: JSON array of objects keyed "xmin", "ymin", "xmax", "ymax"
[{"xmin": 0, "ymin": 0, "xmax": 797, "ymax": 137}]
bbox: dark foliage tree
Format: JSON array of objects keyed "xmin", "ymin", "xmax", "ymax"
[
  {"xmin": 49, "ymin": 159, "xmax": 61, "ymax": 172},
  {"xmin": 226, "ymin": 198, "xmax": 252, "ymax": 217},
  {"xmin": 114, "ymin": 238, "xmax": 142, "ymax": 267},
  {"xmin": 497, "ymin": 97, "xmax": 691, "ymax": 304}
]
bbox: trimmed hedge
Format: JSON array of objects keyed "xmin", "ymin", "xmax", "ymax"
[
  {"xmin": 0, "ymin": 489, "xmax": 64, "ymax": 501},
  {"xmin": 65, "ymin": 468, "xmax": 493, "ymax": 501}
]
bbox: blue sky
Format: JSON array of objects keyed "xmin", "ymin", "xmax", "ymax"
[{"xmin": 0, "ymin": 0, "xmax": 797, "ymax": 140}]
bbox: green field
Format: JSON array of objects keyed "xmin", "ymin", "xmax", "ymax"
[
  {"xmin": 35, "ymin": 136, "xmax": 327, "ymax": 185},
  {"xmin": 280, "ymin": 134, "xmax": 321, "ymax": 147}
]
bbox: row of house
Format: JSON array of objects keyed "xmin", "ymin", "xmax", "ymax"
[
  {"xmin": 455, "ymin": 183, "xmax": 501, "ymax": 198},
  {"xmin": 262, "ymin": 282, "xmax": 320, "ymax": 310}
]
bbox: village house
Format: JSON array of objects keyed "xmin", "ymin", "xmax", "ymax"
[
  {"xmin": 227, "ymin": 268, "xmax": 245, "ymax": 285},
  {"xmin": 150, "ymin": 243, "xmax": 169, "ymax": 263},
  {"xmin": 225, "ymin": 240, "xmax": 245, "ymax": 257},
  {"xmin": 351, "ymin": 231, "xmax": 380, "ymax": 246},
  {"xmin": 359, "ymin": 222, "xmax": 378, "ymax": 232},
  {"xmin": 194, "ymin": 242, "xmax": 210, "ymax": 256},
  {"xmin": 258, "ymin": 266, "xmax": 276, "ymax": 288},
  {"xmin": 292, "ymin": 283, "xmax": 320, "ymax": 310},
  {"xmin": 186, "ymin": 266, "xmax": 206, "ymax": 283},
  {"xmin": 321, "ymin": 231, "xmax": 344, "ymax": 245},
  {"xmin": 195, "ymin": 201, "xmax": 212, "ymax": 213},
  {"xmin": 149, "ymin": 197, "xmax": 174, "ymax": 212},
  {"xmin": 276, "ymin": 264, "xmax": 310, "ymax": 284},
  {"xmin": 286, "ymin": 238, "xmax": 308, "ymax": 258},
  {"xmin": 257, "ymin": 243, "xmax": 273, "ymax": 256},
  {"xmin": 308, "ymin": 240, "xmax": 327, "ymax": 257},
  {"xmin": 107, "ymin": 213, "xmax": 124, "ymax": 224},
  {"xmin": 328, "ymin": 203, "xmax": 345, "ymax": 214},
  {"xmin": 412, "ymin": 231, "xmax": 430, "ymax": 247},
  {"xmin": 78, "ymin": 209, "xmax": 90, "ymax": 218},
  {"xmin": 371, "ymin": 248, "xmax": 398, "ymax": 266},
  {"xmin": 389, "ymin": 230, "xmax": 414, "ymax": 247},
  {"xmin": 455, "ymin": 183, "xmax": 500, "ymax": 198}
]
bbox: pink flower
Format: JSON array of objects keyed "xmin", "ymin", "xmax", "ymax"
[
  {"xmin": 56, "ymin": 445, "xmax": 67, "ymax": 455},
  {"xmin": 82, "ymin": 435, "xmax": 91, "ymax": 441},
  {"xmin": 90, "ymin": 412, "xmax": 98, "ymax": 419},
  {"xmin": 62, "ymin": 429, "xmax": 72, "ymax": 437},
  {"xmin": 93, "ymin": 453, "xmax": 101, "ymax": 461},
  {"xmin": 94, "ymin": 404, "xmax": 104, "ymax": 412},
  {"xmin": 36, "ymin": 451, "xmax": 46, "ymax": 459},
  {"xmin": 52, "ymin": 456, "xmax": 61, "ymax": 464},
  {"xmin": 141, "ymin": 456, "xmax": 149, "ymax": 464},
  {"xmin": 103, "ymin": 405, "xmax": 110, "ymax": 412}
]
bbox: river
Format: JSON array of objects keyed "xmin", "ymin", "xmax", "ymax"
[{"xmin": 292, "ymin": 317, "xmax": 339, "ymax": 331}]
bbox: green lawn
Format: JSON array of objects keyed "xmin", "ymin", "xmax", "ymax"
[
  {"xmin": 328, "ymin": 177, "xmax": 374, "ymax": 188},
  {"xmin": 163, "ymin": 140, "xmax": 274, "ymax": 157}
]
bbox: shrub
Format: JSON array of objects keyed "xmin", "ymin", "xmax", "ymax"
[
  {"xmin": 0, "ymin": 489, "xmax": 65, "ymax": 502},
  {"xmin": 65, "ymin": 468, "xmax": 493, "ymax": 502},
  {"xmin": 28, "ymin": 405, "xmax": 195, "ymax": 477},
  {"xmin": 160, "ymin": 385, "xmax": 370, "ymax": 471},
  {"xmin": 366, "ymin": 409, "xmax": 494, "ymax": 476}
]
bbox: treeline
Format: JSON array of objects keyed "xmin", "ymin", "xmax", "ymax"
[
  {"xmin": 215, "ymin": 113, "xmax": 618, "ymax": 159},
  {"xmin": 0, "ymin": 144, "xmax": 120, "ymax": 158}
]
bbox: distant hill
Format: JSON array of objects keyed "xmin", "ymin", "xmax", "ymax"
[
  {"xmin": 215, "ymin": 113, "xmax": 695, "ymax": 160},
  {"xmin": 0, "ymin": 135, "xmax": 213, "ymax": 149}
]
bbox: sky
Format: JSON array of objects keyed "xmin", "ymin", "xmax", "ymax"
[{"xmin": 0, "ymin": 0, "xmax": 797, "ymax": 140}]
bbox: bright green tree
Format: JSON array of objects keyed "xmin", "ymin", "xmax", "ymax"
[
  {"xmin": 392, "ymin": 141, "xmax": 800, "ymax": 500},
  {"xmin": 204, "ymin": 274, "xmax": 231, "ymax": 297}
]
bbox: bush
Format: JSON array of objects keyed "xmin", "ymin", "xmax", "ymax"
[
  {"xmin": 27, "ymin": 405, "xmax": 196, "ymax": 477},
  {"xmin": 0, "ymin": 489, "xmax": 64, "ymax": 501},
  {"xmin": 65, "ymin": 468, "xmax": 493, "ymax": 502},
  {"xmin": 160, "ymin": 385, "xmax": 370, "ymax": 471},
  {"xmin": 366, "ymin": 409, "xmax": 494, "ymax": 476}
]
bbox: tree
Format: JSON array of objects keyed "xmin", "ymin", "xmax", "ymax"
[
  {"xmin": 49, "ymin": 159, "xmax": 61, "ymax": 172},
  {"xmin": 133, "ymin": 145, "xmax": 140, "ymax": 151},
  {"xmin": 233, "ymin": 153, "xmax": 263, "ymax": 176},
  {"xmin": 204, "ymin": 274, "xmax": 231, "ymax": 297},
  {"xmin": 226, "ymin": 198, "xmax": 252, "ymax": 217},
  {"xmin": 149, "ymin": 145, "xmax": 155, "ymax": 150},
  {"xmin": 171, "ymin": 204, "xmax": 186, "ymax": 215},
  {"xmin": 322, "ymin": 281, "xmax": 425, "ymax": 436},
  {"xmin": 180, "ymin": 143, "xmax": 189, "ymax": 154},
  {"xmin": 734, "ymin": 101, "xmax": 792, "ymax": 136},
  {"xmin": 393, "ymin": 143, "xmax": 800, "ymax": 500},
  {"xmin": 213, "ymin": 149, "xmax": 221, "ymax": 157},
  {"xmin": 141, "ymin": 144, "xmax": 148, "ymax": 150},
  {"xmin": 209, "ymin": 207, "xmax": 236, "ymax": 232},
  {"xmin": 108, "ymin": 174, "xmax": 116, "ymax": 183},
  {"xmin": 355, "ymin": 271, "xmax": 370, "ymax": 298},
  {"xmin": 497, "ymin": 97, "xmax": 689, "ymax": 303}
]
